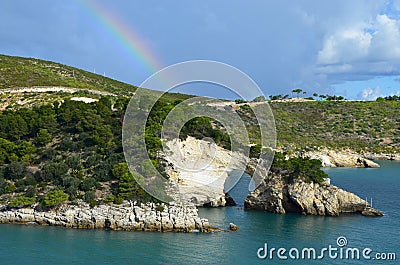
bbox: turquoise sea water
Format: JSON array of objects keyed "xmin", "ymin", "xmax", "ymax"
[{"xmin": 0, "ymin": 161, "xmax": 399, "ymax": 265}]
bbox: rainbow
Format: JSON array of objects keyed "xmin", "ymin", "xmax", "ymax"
[{"xmin": 78, "ymin": 0, "xmax": 163, "ymax": 74}]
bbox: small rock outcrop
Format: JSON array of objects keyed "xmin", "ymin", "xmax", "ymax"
[
  {"xmin": 245, "ymin": 173, "xmax": 383, "ymax": 217},
  {"xmin": 229, "ymin": 223, "xmax": 239, "ymax": 231},
  {"xmin": 0, "ymin": 201, "xmax": 218, "ymax": 232}
]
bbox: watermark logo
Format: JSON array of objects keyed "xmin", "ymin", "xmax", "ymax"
[
  {"xmin": 122, "ymin": 60, "xmax": 276, "ymax": 204},
  {"xmin": 257, "ymin": 236, "xmax": 396, "ymax": 261}
]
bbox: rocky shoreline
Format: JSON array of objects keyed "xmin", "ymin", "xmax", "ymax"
[
  {"xmin": 300, "ymin": 148, "xmax": 381, "ymax": 168},
  {"xmin": 245, "ymin": 175, "xmax": 383, "ymax": 217},
  {"xmin": 0, "ymin": 201, "xmax": 217, "ymax": 232},
  {"xmin": 362, "ymin": 153, "xmax": 400, "ymax": 161}
]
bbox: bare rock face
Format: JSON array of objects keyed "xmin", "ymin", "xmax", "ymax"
[
  {"xmin": 165, "ymin": 136, "xmax": 248, "ymax": 207},
  {"xmin": 244, "ymin": 175, "xmax": 286, "ymax": 214},
  {"xmin": 0, "ymin": 201, "xmax": 218, "ymax": 232},
  {"xmin": 302, "ymin": 149, "xmax": 380, "ymax": 168},
  {"xmin": 245, "ymin": 174, "xmax": 383, "ymax": 217}
]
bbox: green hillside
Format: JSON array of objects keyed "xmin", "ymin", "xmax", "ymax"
[
  {"xmin": 0, "ymin": 54, "xmax": 136, "ymax": 94},
  {"xmin": 271, "ymin": 100, "xmax": 400, "ymax": 153}
]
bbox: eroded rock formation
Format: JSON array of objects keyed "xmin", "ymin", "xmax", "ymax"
[{"xmin": 245, "ymin": 172, "xmax": 383, "ymax": 217}]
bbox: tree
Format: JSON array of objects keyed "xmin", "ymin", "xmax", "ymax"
[
  {"xmin": 5, "ymin": 162, "xmax": 28, "ymax": 180},
  {"xmin": 65, "ymin": 155, "xmax": 82, "ymax": 170},
  {"xmin": 234, "ymin": 99, "xmax": 247, "ymax": 104},
  {"xmin": 271, "ymin": 153, "xmax": 328, "ymax": 184},
  {"xmin": 112, "ymin": 162, "xmax": 129, "ymax": 178},
  {"xmin": 16, "ymin": 141, "xmax": 36, "ymax": 161},
  {"xmin": 292, "ymin": 89, "xmax": 303, "ymax": 98},
  {"xmin": 0, "ymin": 138, "xmax": 17, "ymax": 164},
  {"xmin": 269, "ymin": 94, "xmax": 283, "ymax": 100},
  {"xmin": 0, "ymin": 113, "xmax": 29, "ymax": 140},
  {"xmin": 39, "ymin": 162, "xmax": 68, "ymax": 183},
  {"xmin": 95, "ymin": 97, "xmax": 113, "ymax": 117},
  {"xmin": 42, "ymin": 190, "xmax": 69, "ymax": 207},
  {"xmin": 91, "ymin": 124, "xmax": 113, "ymax": 147},
  {"xmin": 34, "ymin": 105, "xmax": 58, "ymax": 133},
  {"xmin": 117, "ymin": 171, "xmax": 150, "ymax": 201},
  {"xmin": 249, "ymin": 144, "xmax": 261, "ymax": 158},
  {"xmin": 112, "ymin": 163, "xmax": 150, "ymax": 200},
  {"xmin": 80, "ymin": 177, "xmax": 98, "ymax": 191},
  {"xmin": 36, "ymin": 129, "xmax": 52, "ymax": 145}
]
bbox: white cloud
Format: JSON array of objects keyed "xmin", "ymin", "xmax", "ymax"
[
  {"xmin": 318, "ymin": 29, "xmax": 372, "ymax": 64},
  {"xmin": 369, "ymin": 15, "xmax": 400, "ymax": 59},
  {"xmin": 317, "ymin": 14, "xmax": 400, "ymax": 76},
  {"xmin": 358, "ymin": 87, "xmax": 382, "ymax": 100}
]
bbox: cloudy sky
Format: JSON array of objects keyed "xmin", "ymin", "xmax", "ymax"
[{"xmin": 1, "ymin": 0, "xmax": 400, "ymax": 100}]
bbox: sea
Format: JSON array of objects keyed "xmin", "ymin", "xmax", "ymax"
[{"xmin": 0, "ymin": 160, "xmax": 399, "ymax": 265}]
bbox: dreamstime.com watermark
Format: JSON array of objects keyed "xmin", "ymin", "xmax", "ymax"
[{"xmin": 257, "ymin": 236, "xmax": 396, "ymax": 261}]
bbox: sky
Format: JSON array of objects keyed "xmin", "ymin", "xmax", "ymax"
[{"xmin": 1, "ymin": 0, "xmax": 400, "ymax": 100}]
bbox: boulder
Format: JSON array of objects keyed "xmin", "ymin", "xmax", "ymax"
[{"xmin": 229, "ymin": 223, "xmax": 239, "ymax": 231}]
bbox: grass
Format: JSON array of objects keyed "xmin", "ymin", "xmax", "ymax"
[{"xmin": 0, "ymin": 54, "xmax": 137, "ymax": 94}]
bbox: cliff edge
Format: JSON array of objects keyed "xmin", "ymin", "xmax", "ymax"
[{"xmin": 245, "ymin": 172, "xmax": 383, "ymax": 217}]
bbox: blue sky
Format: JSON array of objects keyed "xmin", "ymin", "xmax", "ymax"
[{"xmin": 1, "ymin": 0, "xmax": 400, "ymax": 100}]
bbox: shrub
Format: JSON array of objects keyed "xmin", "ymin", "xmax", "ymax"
[
  {"xmin": 5, "ymin": 162, "xmax": 28, "ymax": 180},
  {"xmin": 84, "ymin": 190, "xmax": 95, "ymax": 203},
  {"xmin": 103, "ymin": 195, "xmax": 115, "ymax": 203},
  {"xmin": 80, "ymin": 177, "xmax": 98, "ymax": 192},
  {"xmin": 155, "ymin": 205, "xmax": 165, "ymax": 212},
  {"xmin": 42, "ymin": 190, "xmax": 69, "ymax": 207},
  {"xmin": 36, "ymin": 128, "xmax": 52, "ymax": 145},
  {"xmin": 9, "ymin": 196, "xmax": 36, "ymax": 207},
  {"xmin": 39, "ymin": 162, "xmax": 68, "ymax": 183}
]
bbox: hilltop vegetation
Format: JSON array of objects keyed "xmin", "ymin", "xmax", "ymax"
[
  {"xmin": 270, "ymin": 100, "xmax": 400, "ymax": 153},
  {"xmin": 0, "ymin": 54, "xmax": 136, "ymax": 94}
]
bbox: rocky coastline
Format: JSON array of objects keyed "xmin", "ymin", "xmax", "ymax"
[
  {"xmin": 245, "ymin": 174, "xmax": 383, "ymax": 217},
  {"xmin": 362, "ymin": 152, "xmax": 400, "ymax": 161},
  {"xmin": 0, "ymin": 201, "xmax": 216, "ymax": 232},
  {"xmin": 0, "ymin": 138, "xmax": 391, "ymax": 232},
  {"xmin": 299, "ymin": 148, "xmax": 381, "ymax": 168},
  {"xmin": 165, "ymin": 137, "xmax": 385, "ymax": 217}
]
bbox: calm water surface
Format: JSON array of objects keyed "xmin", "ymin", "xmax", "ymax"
[{"xmin": 0, "ymin": 161, "xmax": 398, "ymax": 264}]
